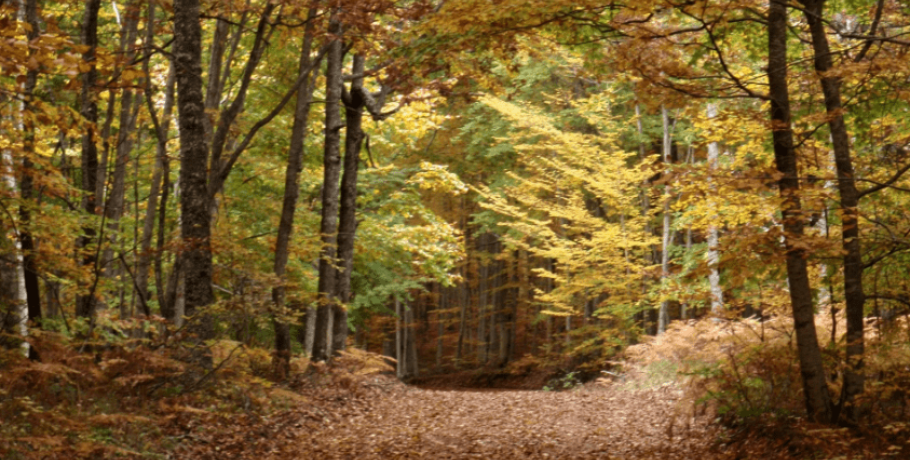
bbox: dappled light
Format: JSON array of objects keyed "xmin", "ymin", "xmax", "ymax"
[{"xmin": 2, "ymin": 0, "xmax": 910, "ymax": 458}]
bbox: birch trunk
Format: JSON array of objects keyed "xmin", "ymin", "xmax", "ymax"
[
  {"xmin": 706, "ymin": 103, "xmax": 724, "ymax": 315},
  {"xmin": 18, "ymin": 0, "xmax": 41, "ymax": 327},
  {"xmin": 658, "ymin": 106, "xmax": 672, "ymax": 334}
]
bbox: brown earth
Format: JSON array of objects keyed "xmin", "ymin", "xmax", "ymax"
[
  {"xmin": 167, "ymin": 371, "xmax": 718, "ymax": 459},
  {"xmin": 298, "ymin": 383, "xmax": 714, "ymax": 459}
]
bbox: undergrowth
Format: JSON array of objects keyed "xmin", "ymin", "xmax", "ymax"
[
  {"xmin": 0, "ymin": 323, "xmax": 395, "ymax": 459},
  {"xmin": 623, "ymin": 314, "xmax": 910, "ymax": 459}
]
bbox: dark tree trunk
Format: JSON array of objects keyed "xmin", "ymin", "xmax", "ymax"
[
  {"xmin": 203, "ymin": 18, "xmax": 229, "ymax": 145},
  {"xmin": 767, "ymin": 0, "xmax": 833, "ymax": 423},
  {"xmin": 155, "ymin": 146, "xmax": 172, "ymax": 319},
  {"xmin": 800, "ymin": 0, "xmax": 865, "ymax": 422},
  {"xmin": 333, "ymin": 54, "xmax": 367, "ymax": 355},
  {"xmin": 0, "ymin": 247, "xmax": 21, "ymax": 347},
  {"xmin": 19, "ymin": 0, "xmax": 41, "ymax": 325},
  {"xmin": 273, "ymin": 6, "xmax": 319, "ymax": 372},
  {"xmin": 103, "ymin": 8, "xmax": 141, "ymax": 288},
  {"xmin": 312, "ymin": 17, "xmax": 344, "ymax": 362},
  {"xmin": 76, "ymin": 0, "xmax": 102, "ymax": 319},
  {"xmin": 455, "ymin": 263, "xmax": 468, "ymax": 363},
  {"xmin": 138, "ymin": 53, "xmax": 175, "ymax": 313},
  {"xmin": 174, "ymin": 0, "xmax": 214, "ymax": 339}
]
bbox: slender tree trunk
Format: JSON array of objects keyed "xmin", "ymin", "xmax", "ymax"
[
  {"xmin": 634, "ymin": 104, "xmax": 656, "ymax": 333},
  {"xmin": 103, "ymin": 10, "xmax": 141, "ymax": 286},
  {"xmin": 76, "ymin": 0, "xmax": 102, "ymax": 319},
  {"xmin": 174, "ymin": 0, "xmax": 215, "ymax": 340},
  {"xmin": 658, "ymin": 106, "xmax": 672, "ymax": 334},
  {"xmin": 455, "ymin": 262, "xmax": 468, "ymax": 363},
  {"xmin": 477, "ymin": 249, "xmax": 488, "ymax": 363},
  {"xmin": 203, "ymin": 18, "xmax": 229, "ymax": 145},
  {"xmin": 801, "ymin": 0, "xmax": 865, "ymax": 422},
  {"xmin": 137, "ymin": 52, "xmax": 175, "ymax": 312},
  {"xmin": 407, "ymin": 301, "xmax": 418, "ymax": 377},
  {"xmin": 395, "ymin": 296, "xmax": 404, "ymax": 379},
  {"xmin": 206, "ymin": 3, "xmax": 277, "ymax": 198},
  {"xmin": 1, "ymin": 122, "xmax": 26, "ymax": 349},
  {"xmin": 767, "ymin": 0, "xmax": 833, "ymax": 423},
  {"xmin": 706, "ymin": 103, "xmax": 724, "ymax": 315},
  {"xmin": 0, "ymin": 243, "xmax": 22, "ymax": 348},
  {"xmin": 436, "ymin": 286, "xmax": 445, "ymax": 370},
  {"xmin": 312, "ymin": 16, "xmax": 344, "ymax": 362},
  {"xmin": 333, "ymin": 53, "xmax": 367, "ymax": 355},
  {"xmin": 19, "ymin": 0, "xmax": 41, "ymax": 326},
  {"xmin": 273, "ymin": 7, "xmax": 318, "ymax": 371}
]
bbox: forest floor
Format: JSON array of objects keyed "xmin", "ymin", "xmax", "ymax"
[
  {"xmin": 3, "ymin": 340, "xmax": 897, "ymax": 459},
  {"xmin": 292, "ymin": 379, "xmax": 715, "ymax": 459},
  {"xmin": 163, "ymin": 359, "xmax": 719, "ymax": 460}
]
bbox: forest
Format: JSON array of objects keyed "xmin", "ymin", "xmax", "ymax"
[{"xmin": 1, "ymin": 0, "xmax": 910, "ymax": 458}]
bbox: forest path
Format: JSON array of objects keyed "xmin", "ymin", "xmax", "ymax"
[{"xmin": 300, "ymin": 383, "xmax": 715, "ymax": 459}]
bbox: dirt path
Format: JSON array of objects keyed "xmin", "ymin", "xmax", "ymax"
[{"xmin": 299, "ymin": 383, "xmax": 715, "ymax": 459}]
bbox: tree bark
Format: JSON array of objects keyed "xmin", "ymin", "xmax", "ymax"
[
  {"xmin": 174, "ymin": 0, "xmax": 215, "ymax": 339},
  {"xmin": 706, "ymin": 103, "xmax": 724, "ymax": 315},
  {"xmin": 395, "ymin": 296, "xmax": 404, "ymax": 379},
  {"xmin": 103, "ymin": 8, "xmax": 141, "ymax": 289},
  {"xmin": 801, "ymin": 0, "xmax": 865, "ymax": 422},
  {"xmin": 767, "ymin": 0, "xmax": 833, "ymax": 423},
  {"xmin": 312, "ymin": 16, "xmax": 344, "ymax": 362},
  {"xmin": 19, "ymin": 0, "xmax": 41, "ymax": 325},
  {"xmin": 273, "ymin": 6, "xmax": 319, "ymax": 371},
  {"xmin": 333, "ymin": 53, "xmax": 367, "ymax": 355},
  {"xmin": 137, "ymin": 47, "xmax": 176, "ymax": 314},
  {"xmin": 436, "ymin": 286, "xmax": 445, "ymax": 370},
  {"xmin": 658, "ymin": 106, "xmax": 672, "ymax": 334},
  {"xmin": 76, "ymin": 0, "xmax": 102, "ymax": 319}
]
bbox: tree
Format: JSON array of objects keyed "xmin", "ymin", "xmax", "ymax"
[
  {"xmin": 312, "ymin": 14, "xmax": 344, "ymax": 362},
  {"xmin": 273, "ymin": 4, "xmax": 320, "ymax": 373},
  {"xmin": 173, "ymin": 0, "xmax": 215, "ymax": 342},
  {"xmin": 766, "ymin": 0, "xmax": 832, "ymax": 423},
  {"xmin": 76, "ymin": 0, "xmax": 101, "ymax": 320},
  {"xmin": 799, "ymin": 0, "xmax": 866, "ymax": 422}
]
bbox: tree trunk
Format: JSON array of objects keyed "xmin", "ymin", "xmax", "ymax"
[
  {"xmin": 477, "ymin": 252, "xmax": 488, "ymax": 363},
  {"xmin": 407, "ymin": 301, "xmax": 419, "ymax": 377},
  {"xmin": 395, "ymin": 296, "xmax": 404, "ymax": 379},
  {"xmin": 455, "ymin": 272, "xmax": 467, "ymax": 363},
  {"xmin": 767, "ymin": 0, "xmax": 833, "ymax": 423},
  {"xmin": 137, "ymin": 45, "xmax": 175, "ymax": 313},
  {"xmin": 76, "ymin": 0, "xmax": 102, "ymax": 319},
  {"xmin": 19, "ymin": 0, "xmax": 41, "ymax": 326},
  {"xmin": 312, "ymin": 16, "xmax": 344, "ymax": 362},
  {"xmin": 273, "ymin": 7, "xmax": 318, "ymax": 373},
  {"xmin": 174, "ymin": 0, "xmax": 215, "ymax": 340},
  {"xmin": 436, "ymin": 286, "xmax": 445, "ymax": 370},
  {"xmin": 203, "ymin": 18, "xmax": 229, "ymax": 145},
  {"xmin": 706, "ymin": 103, "xmax": 724, "ymax": 315},
  {"xmin": 658, "ymin": 106, "xmax": 672, "ymax": 334},
  {"xmin": 1, "ymin": 136, "xmax": 26, "ymax": 348},
  {"xmin": 801, "ymin": 0, "xmax": 865, "ymax": 422},
  {"xmin": 333, "ymin": 53, "xmax": 367, "ymax": 355},
  {"xmin": 103, "ymin": 10, "xmax": 141, "ymax": 288}
]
